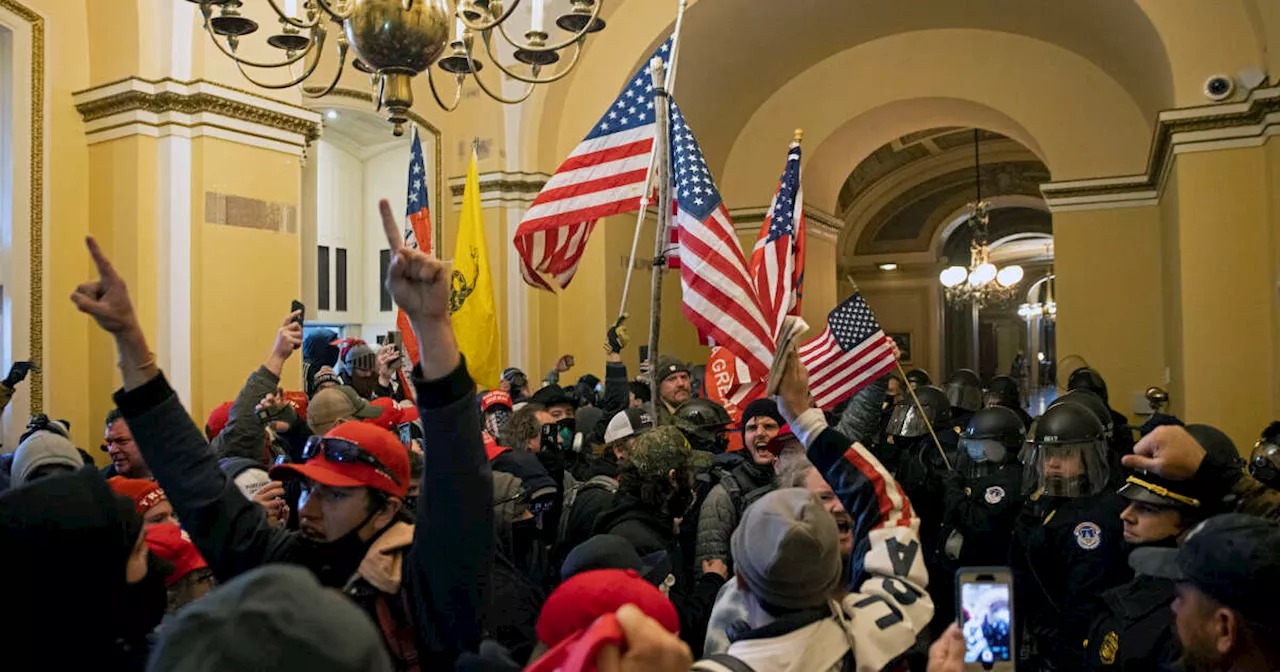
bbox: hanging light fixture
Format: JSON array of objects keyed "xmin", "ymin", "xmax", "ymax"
[
  {"xmin": 191, "ymin": 0, "xmax": 610, "ymax": 136},
  {"xmin": 939, "ymin": 129, "xmax": 1024, "ymax": 309}
]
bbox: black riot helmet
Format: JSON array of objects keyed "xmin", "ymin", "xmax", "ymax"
[
  {"xmin": 673, "ymin": 398, "xmax": 732, "ymax": 453},
  {"xmin": 905, "ymin": 368, "xmax": 933, "ymax": 389},
  {"xmin": 1250, "ymin": 421, "xmax": 1280, "ymax": 488},
  {"xmin": 1027, "ymin": 401, "xmax": 1109, "ymax": 498},
  {"xmin": 944, "ymin": 369, "xmax": 983, "ymax": 412},
  {"xmin": 959, "ymin": 406, "xmax": 1025, "ymax": 478},
  {"xmin": 985, "ymin": 375, "xmax": 1022, "ymax": 409},
  {"xmin": 1050, "ymin": 389, "xmax": 1113, "ymax": 438},
  {"xmin": 886, "ymin": 385, "xmax": 952, "ymax": 439},
  {"xmin": 1067, "ymin": 367, "xmax": 1109, "ymax": 403}
]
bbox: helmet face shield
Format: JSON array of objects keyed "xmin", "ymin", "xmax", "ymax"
[
  {"xmin": 887, "ymin": 401, "xmax": 930, "ymax": 438},
  {"xmin": 959, "ymin": 438, "xmax": 1010, "ymax": 478},
  {"xmin": 1025, "ymin": 440, "xmax": 1109, "ymax": 498}
]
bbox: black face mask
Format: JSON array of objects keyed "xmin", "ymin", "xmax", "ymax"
[
  {"xmin": 119, "ymin": 552, "xmax": 171, "ymax": 640},
  {"xmin": 300, "ymin": 504, "xmax": 381, "ymax": 587}
]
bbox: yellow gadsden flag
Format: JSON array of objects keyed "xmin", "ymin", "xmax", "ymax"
[{"xmin": 451, "ymin": 149, "xmax": 500, "ymax": 389}]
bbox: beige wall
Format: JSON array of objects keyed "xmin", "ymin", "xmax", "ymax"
[{"xmin": 1055, "ymin": 206, "xmax": 1165, "ymax": 420}]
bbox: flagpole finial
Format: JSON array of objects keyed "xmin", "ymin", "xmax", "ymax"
[{"xmin": 794, "ymin": 128, "xmax": 803, "ymax": 144}]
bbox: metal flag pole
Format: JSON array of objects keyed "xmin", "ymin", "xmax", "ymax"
[
  {"xmin": 646, "ymin": 56, "xmax": 673, "ymax": 416},
  {"xmin": 844, "ymin": 274, "xmax": 953, "ymax": 469},
  {"xmin": 617, "ymin": 0, "xmax": 688, "ymax": 320}
]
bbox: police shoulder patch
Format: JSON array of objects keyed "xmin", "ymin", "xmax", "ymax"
[
  {"xmin": 1100, "ymin": 631, "xmax": 1119, "ymax": 665},
  {"xmin": 984, "ymin": 485, "xmax": 1006, "ymax": 504},
  {"xmin": 1074, "ymin": 521, "xmax": 1103, "ymax": 550}
]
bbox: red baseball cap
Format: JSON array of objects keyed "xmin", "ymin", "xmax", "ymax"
[
  {"xmin": 283, "ymin": 391, "xmax": 309, "ymax": 420},
  {"xmin": 108, "ymin": 476, "xmax": 166, "ymax": 514},
  {"xmin": 764, "ymin": 424, "xmax": 799, "ymax": 456},
  {"xmin": 483, "ymin": 432, "xmax": 507, "ymax": 460},
  {"xmin": 144, "ymin": 523, "xmax": 208, "ymax": 586},
  {"xmin": 270, "ymin": 422, "xmax": 410, "ymax": 498},
  {"xmin": 206, "ymin": 402, "xmax": 234, "ymax": 440},
  {"xmin": 481, "ymin": 389, "xmax": 513, "ymax": 412},
  {"xmin": 536, "ymin": 568, "xmax": 679, "ymax": 648},
  {"xmin": 364, "ymin": 398, "xmax": 401, "ymax": 430}
]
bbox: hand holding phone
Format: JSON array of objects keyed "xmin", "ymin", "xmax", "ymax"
[
  {"xmin": 290, "ymin": 299, "xmax": 305, "ymax": 325},
  {"xmin": 956, "ymin": 567, "xmax": 1014, "ymax": 670}
]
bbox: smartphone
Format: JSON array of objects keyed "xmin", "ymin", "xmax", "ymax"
[
  {"xmin": 290, "ymin": 300, "xmax": 305, "ymax": 324},
  {"xmin": 399, "ymin": 423, "xmax": 413, "ymax": 447},
  {"xmin": 639, "ymin": 345, "xmax": 649, "ymax": 363},
  {"xmin": 956, "ymin": 567, "xmax": 1015, "ymax": 670},
  {"xmin": 387, "ymin": 331, "xmax": 404, "ymax": 370}
]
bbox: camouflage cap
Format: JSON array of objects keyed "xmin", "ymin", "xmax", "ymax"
[{"xmin": 627, "ymin": 425, "xmax": 693, "ymax": 476}]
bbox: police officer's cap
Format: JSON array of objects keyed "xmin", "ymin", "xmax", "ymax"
[{"xmin": 1117, "ymin": 472, "xmax": 1201, "ymax": 510}]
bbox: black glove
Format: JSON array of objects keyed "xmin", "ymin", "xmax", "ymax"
[
  {"xmin": 3, "ymin": 361, "xmax": 36, "ymax": 388},
  {"xmin": 605, "ymin": 314, "xmax": 629, "ymax": 354}
]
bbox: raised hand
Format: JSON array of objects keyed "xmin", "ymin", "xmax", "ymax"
[
  {"xmin": 1122, "ymin": 425, "xmax": 1205, "ymax": 481},
  {"xmin": 606, "ymin": 314, "xmax": 630, "ymax": 354},
  {"xmin": 775, "ymin": 347, "xmax": 813, "ymax": 424},
  {"xmin": 376, "ymin": 344, "xmax": 399, "ymax": 386},
  {"xmin": 265, "ymin": 312, "xmax": 304, "ymax": 376},
  {"xmin": 71, "ymin": 237, "xmax": 140, "ymax": 336},
  {"xmin": 926, "ymin": 624, "xmax": 965, "ymax": 672},
  {"xmin": 555, "ymin": 354, "xmax": 575, "ymax": 374},
  {"xmin": 595, "ymin": 604, "xmax": 692, "ymax": 672},
  {"xmin": 379, "ymin": 199, "xmax": 450, "ymax": 326},
  {"xmin": 3, "ymin": 361, "xmax": 37, "ymax": 388}
]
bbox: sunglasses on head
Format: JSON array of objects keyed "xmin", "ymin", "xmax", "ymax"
[{"xmin": 302, "ymin": 436, "xmax": 402, "ymax": 487}]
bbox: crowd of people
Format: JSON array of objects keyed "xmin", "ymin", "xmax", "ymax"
[{"xmin": 2, "ymin": 200, "xmax": 1280, "ymax": 671}]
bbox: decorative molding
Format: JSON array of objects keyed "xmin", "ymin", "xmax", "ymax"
[
  {"xmin": 448, "ymin": 170, "xmax": 551, "ymax": 209},
  {"xmin": 1041, "ymin": 85, "xmax": 1280, "ymax": 211},
  {"xmin": 204, "ymin": 192, "xmax": 298, "ymax": 232},
  {"xmin": 73, "ymin": 77, "xmax": 323, "ymax": 157},
  {"xmin": 728, "ymin": 205, "xmax": 841, "ymax": 243},
  {"xmin": 1, "ymin": 0, "xmax": 44, "ymax": 414}
]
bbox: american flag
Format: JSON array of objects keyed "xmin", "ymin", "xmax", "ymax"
[
  {"xmin": 799, "ymin": 292, "xmax": 897, "ymax": 410},
  {"xmin": 749, "ymin": 140, "xmax": 806, "ymax": 339},
  {"xmin": 670, "ymin": 105, "xmax": 773, "ymax": 379},
  {"xmin": 514, "ymin": 39, "xmax": 673, "ymax": 291},
  {"xmin": 396, "ymin": 127, "xmax": 433, "ymax": 369}
]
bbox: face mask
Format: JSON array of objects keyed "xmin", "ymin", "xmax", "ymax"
[{"xmin": 485, "ymin": 408, "xmax": 511, "ymax": 438}]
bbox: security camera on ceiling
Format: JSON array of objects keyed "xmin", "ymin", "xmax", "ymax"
[{"xmin": 1204, "ymin": 74, "xmax": 1235, "ymax": 102}]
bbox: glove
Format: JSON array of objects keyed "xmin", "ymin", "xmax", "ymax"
[
  {"xmin": 3, "ymin": 361, "xmax": 37, "ymax": 388},
  {"xmin": 605, "ymin": 314, "xmax": 629, "ymax": 354}
]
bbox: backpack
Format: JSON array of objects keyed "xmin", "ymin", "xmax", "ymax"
[
  {"xmin": 556, "ymin": 474, "xmax": 619, "ymax": 543},
  {"xmin": 717, "ymin": 467, "xmax": 775, "ymax": 521}
]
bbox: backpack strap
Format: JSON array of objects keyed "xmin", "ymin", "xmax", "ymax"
[{"xmin": 692, "ymin": 654, "xmax": 758, "ymax": 672}]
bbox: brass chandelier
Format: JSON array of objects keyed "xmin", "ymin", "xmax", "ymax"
[
  {"xmin": 191, "ymin": 0, "xmax": 608, "ymax": 135},
  {"xmin": 939, "ymin": 130, "xmax": 1023, "ymax": 309}
]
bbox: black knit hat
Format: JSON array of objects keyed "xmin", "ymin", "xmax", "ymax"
[{"xmin": 740, "ymin": 398, "xmax": 784, "ymax": 436}]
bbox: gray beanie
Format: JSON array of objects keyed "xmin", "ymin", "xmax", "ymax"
[
  {"xmin": 148, "ymin": 564, "xmax": 392, "ymax": 672},
  {"xmin": 12, "ymin": 427, "xmax": 84, "ymax": 487},
  {"xmin": 730, "ymin": 487, "xmax": 842, "ymax": 610}
]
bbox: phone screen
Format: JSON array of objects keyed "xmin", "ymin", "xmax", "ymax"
[{"xmin": 960, "ymin": 582, "xmax": 1013, "ymax": 665}]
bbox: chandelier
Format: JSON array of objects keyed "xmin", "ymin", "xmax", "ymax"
[
  {"xmin": 192, "ymin": 0, "xmax": 608, "ymax": 135},
  {"xmin": 939, "ymin": 130, "xmax": 1023, "ymax": 309},
  {"xmin": 1018, "ymin": 273, "xmax": 1056, "ymax": 323}
]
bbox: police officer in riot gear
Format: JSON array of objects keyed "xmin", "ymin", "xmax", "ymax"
[
  {"xmin": 881, "ymin": 385, "xmax": 955, "ymax": 569},
  {"xmin": 1011, "ymin": 401, "xmax": 1133, "ymax": 670},
  {"xmin": 1250, "ymin": 421, "xmax": 1280, "ymax": 489},
  {"xmin": 932, "ymin": 406, "xmax": 1027, "ymax": 636},
  {"xmin": 1068, "ymin": 367, "xmax": 1135, "ymax": 457},
  {"xmin": 985, "ymin": 374, "xmax": 1033, "ymax": 430},
  {"xmin": 1052, "ymin": 389, "xmax": 1127, "ymax": 483},
  {"xmin": 944, "ymin": 369, "xmax": 984, "ymax": 431}
]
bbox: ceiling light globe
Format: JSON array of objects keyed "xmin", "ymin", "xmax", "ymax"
[
  {"xmin": 972, "ymin": 263, "xmax": 997, "ymax": 286},
  {"xmin": 997, "ymin": 265, "xmax": 1024, "ymax": 287},
  {"xmin": 940, "ymin": 266, "xmax": 968, "ymax": 288}
]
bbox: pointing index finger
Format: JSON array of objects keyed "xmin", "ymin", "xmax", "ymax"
[
  {"xmin": 85, "ymin": 236, "xmax": 116, "ymax": 281},
  {"xmin": 379, "ymin": 199, "xmax": 402, "ymax": 252}
]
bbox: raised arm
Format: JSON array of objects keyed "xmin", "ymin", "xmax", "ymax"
[
  {"xmin": 72, "ymin": 237, "xmax": 294, "ymax": 581},
  {"xmin": 211, "ymin": 313, "xmax": 301, "ymax": 461},
  {"xmin": 377, "ymin": 199, "xmax": 492, "ymax": 662}
]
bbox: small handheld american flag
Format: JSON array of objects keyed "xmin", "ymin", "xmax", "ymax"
[
  {"xmin": 799, "ymin": 292, "xmax": 898, "ymax": 410},
  {"xmin": 750, "ymin": 138, "xmax": 806, "ymax": 341}
]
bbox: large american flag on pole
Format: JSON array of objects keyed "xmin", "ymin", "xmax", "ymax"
[
  {"xmin": 749, "ymin": 139, "xmax": 806, "ymax": 339},
  {"xmin": 670, "ymin": 104, "xmax": 773, "ymax": 379},
  {"xmin": 799, "ymin": 292, "xmax": 897, "ymax": 409},
  {"xmin": 514, "ymin": 39, "xmax": 674, "ymax": 291},
  {"xmin": 396, "ymin": 127, "xmax": 433, "ymax": 369}
]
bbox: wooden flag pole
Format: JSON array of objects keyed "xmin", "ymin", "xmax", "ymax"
[{"xmin": 646, "ymin": 57, "xmax": 673, "ymax": 419}]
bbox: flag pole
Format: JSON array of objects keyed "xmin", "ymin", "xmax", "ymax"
[
  {"xmin": 617, "ymin": 0, "xmax": 688, "ymax": 320},
  {"xmin": 843, "ymin": 274, "xmax": 953, "ymax": 470},
  {"xmin": 647, "ymin": 56, "xmax": 673, "ymax": 417}
]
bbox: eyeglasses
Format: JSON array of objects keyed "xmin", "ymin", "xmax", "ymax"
[{"xmin": 302, "ymin": 436, "xmax": 402, "ymax": 487}]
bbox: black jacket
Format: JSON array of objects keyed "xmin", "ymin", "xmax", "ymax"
[
  {"xmin": 938, "ymin": 463, "xmax": 1024, "ymax": 568},
  {"xmin": 1083, "ymin": 575, "xmax": 1179, "ymax": 672},
  {"xmin": 113, "ymin": 361, "xmax": 493, "ymax": 667},
  {"xmin": 1011, "ymin": 491, "xmax": 1132, "ymax": 670},
  {"xmin": 593, "ymin": 493, "xmax": 725, "ymax": 657},
  {"xmin": 556, "ymin": 452, "xmax": 620, "ymax": 559},
  {"xmin": 210, "ymin": 365, "xmax": 281, "ymax": 463}
]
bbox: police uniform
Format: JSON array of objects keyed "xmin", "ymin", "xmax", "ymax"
[
  {"xmin": 1011, "ymin": 491, "xmax": 1132, "ymax": 670},
  {"xmin": 1082, "ymin": 472, "xmax": 1208, "ymax": 671},
  {"xmin": 939, "ymin": 465, "xmax": 1024, "ymax": 567}
]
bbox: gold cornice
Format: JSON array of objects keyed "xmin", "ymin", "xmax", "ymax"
[
  {"xmin": 77, "ymin": 76, "xmax": 319, "ymax": 116},
  {"xmin": 75, "ymin": 89, "xmax": 322, "ymax": 144},
  {"xmin": 448, "ymin": 172, "xmax": 549, "ymax": 199},
  {"xmin": 0, "ymin": 0, "xmax": 44, "ymax": 414},
  {"xmin": 1041, "ymin": 90, "xmax": 1280, "ymax": 205}
]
